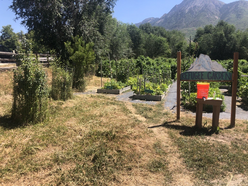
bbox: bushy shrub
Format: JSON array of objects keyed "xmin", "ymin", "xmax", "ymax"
[
  {"xmin": 12, "ymin": 58, "xmax": 48, "ymax": 124},
  {"xmin": 238, "ymin": 82, "xmax": 248, "ymax": 103},
  {"xmin": 51, "ymin": 64, "xmax": 73, "ymax": 101}
]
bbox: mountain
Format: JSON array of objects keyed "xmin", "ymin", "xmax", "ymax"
[
  {"xmin": 137, "ymin": 17, "xmax": 160, "ymax": 27},
  {"xmin": 136, "ymin": 0, "xmax": 248, "ymax": 35},
  {"xmin": 220, "ymin": 1, "xmax": 248, "ymax": 30}
]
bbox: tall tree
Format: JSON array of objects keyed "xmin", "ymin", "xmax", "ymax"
[
  {"xmin": 237, "ymin": 30, "xmax": 248, "ymax": 60},
  {"xmin": 0, "ymin": 25, "xmax": 18, "ymax": 51},
  {"xmin": 211, "ymin": 21, "xmax": 237, "ymax": 60},
  {"xmin": 10, "ymin": 0, "xmax": 116, "ymax": 62},
  {"xmin": 65, "ymin": 36, "xmax": 95, "ymax": 91},
  {"xmin": 194, "ymin": 21, "xmax": 238, "ymax": 60},
  {"xmin": 127, "ymin": 24, "xmax": 145, "ymax": 58},
  {"xmin": 108, "ymin": 20, "xmax": 132, "ymax": 61},
  {"xmin": 143, "ymin": 34, "xmax": 170, "ymax": 58}
]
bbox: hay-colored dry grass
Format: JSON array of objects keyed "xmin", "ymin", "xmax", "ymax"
[
  {"xmin": 84, "ymin": 75, "xmax": 110, "ymax": 92},
  {"xmin": 1, "ymin": 68, "xmax": 248, "ymax": 185},
  {"xmin": 0, "ymin": 93, "xmax": 172, "ymax": 185},
  {"xmin": 0, "ymin": 70, "xmax": 13, "ymax": 96}
]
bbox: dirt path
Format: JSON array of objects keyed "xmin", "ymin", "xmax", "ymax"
[
  {"xmin": 151, "ymin": 127, "xmax": 195, "ymax": 186},
  {"xmin": 124, "ymin": 102, "xmax": 195, "ymax": 186}
]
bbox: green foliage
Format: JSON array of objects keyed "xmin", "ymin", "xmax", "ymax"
[
  {"xmin": 10, "ymin": 0, "xmax": 116, "ymax": 62},
  {"xmin": 116, "ymin": 59, "xmax": 137, "ymax": 83},
  {"xmin": 65, "ymin": 36, "xmax": 95, "ymax": 91},
  {"xmin": 138, "ymin": 23, "xmax": 188, "ymax": 58},
  {"xmin": 98, "ymin": 57, "xmax": 175, "ymax": 84},
  {"xmin": 51, "ymin": 64, "xmax": 73, "ymax": 101},
  {"xmin": 143, "ymin": 34, "xmax": 171, "ymax": 58},
  {"xmin": 218, "ymin": 59, "xmax": 248, "ymax": 90},
  {"xmin": 127, "ymin": 24, "xmax": 145, "ymax": 58},
  {"xmin": 25, "ymin": 30, "xmax": 47, "ymax": 54},
  {"xmin": 194, "ymin": 21, "xmax": 245, "ymax": 60},
  {"xmin": 108, "ymin": 20, "xmax": 132, "ymax": 60},
  {"xmin": 103, "ymin": 79, "xmax": 126, "ymax": 90},
  {"xmin": 0, "ymin": 25, "xmax": 18, "ymax": 51},
  {"xmin": 238, "ymin": 82, "xmax": 248, "ymax": 103},
  {"xmin": 127, "ymin": 76, "xmax": 169, "ymax": 96},
  {"xmin": 12, "ymin": 57, "xmax": 48, "ymax": 124},
  {"xmin": 181, "ymin": 84, "xmax": 225, "ymax": 112}
]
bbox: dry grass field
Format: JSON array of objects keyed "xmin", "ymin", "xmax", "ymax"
[{"xmin": 0, "ymin": 68, "xmax": 248, "ymax": 185}]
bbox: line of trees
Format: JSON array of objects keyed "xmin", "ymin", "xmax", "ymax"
[{"xmin": 194, "ymin": 20, "xmax": 248, "ymax": 60}]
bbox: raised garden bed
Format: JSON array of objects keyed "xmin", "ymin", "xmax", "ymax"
[
  {"xmin": 132, "ymin": 93, "xmax": 165, "ymax": 101},
  {"xmin": 97, "ymin": 86, "xmax": 131, "ymax": 94}
]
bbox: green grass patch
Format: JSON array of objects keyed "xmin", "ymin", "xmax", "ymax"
[{"xmin": 132, "ymin": 102, "xmax": 166, "ymax": 123}]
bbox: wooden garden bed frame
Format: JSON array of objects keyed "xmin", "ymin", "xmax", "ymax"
[
  {"xmin": 132, "ymin": 94, "xmax": 165, "ymax": 101},
  {"xmin": 97, "ymin": 86, "xmax": 131, "ymax": 94}
]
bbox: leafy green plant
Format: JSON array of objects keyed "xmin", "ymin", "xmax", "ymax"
[
  {"xmin": 103, "ymin": 79, "xmax": 127, "ymax": 90},
  {"xmin": 181, "ymin": 87, "xmax": 225, "ymax": 112},
  {"xmin": 12, "ymin": 57, "xmax": 48, "ymax": 124},
  {"xmin": 127, "ymin": 76, "xmax": 169, "ymax": 95},
  {"xmin": 238, "ymin": 82, "xmax": 248, "ymax": 103}
]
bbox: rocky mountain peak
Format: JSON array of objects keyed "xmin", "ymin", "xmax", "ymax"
[
  {"xmin": 136, "ymin": 0, "xmax": 248, "ymax": 36},
  {"xmin": 167, "ymin": 0, "xmax": 225, "ymax": 17}
]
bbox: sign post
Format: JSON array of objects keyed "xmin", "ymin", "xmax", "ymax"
[
  {"xmin": 177, "ymin": 53, "xmax": 238, "ymax": 128},
  {"xmin": 230, "ymin": 52, "xmax": 239, "ymax": 128},
  {"xmin": 177, "ymin": 51, "xmax": 181, "ymax": 120}
]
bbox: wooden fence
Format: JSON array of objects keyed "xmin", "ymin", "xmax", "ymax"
[{"xmin": 0, "ymin": 51, "xmax": 54, "ymax": 63}]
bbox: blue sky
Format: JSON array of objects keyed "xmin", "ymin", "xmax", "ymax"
[{"xmin": 0, "ymin": 0, "xmax": 239, "ymax": 34}]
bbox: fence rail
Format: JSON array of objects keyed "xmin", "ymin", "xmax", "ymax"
[
  {"xmin": 0, "ymin": 51, "xmax": 17, "ymax": 56},
  {"xmin": 0, "ymin": 51, "xmax": 54, "ymax": 63}
]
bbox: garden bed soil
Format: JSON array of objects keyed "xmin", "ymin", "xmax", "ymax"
[{"xmin": 97, "ymin": 86, "xmax": 131, "ymax": 94}]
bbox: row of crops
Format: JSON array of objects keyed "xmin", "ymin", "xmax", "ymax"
[{"xmin": 97, "ymin": 56, "xmax": 177, "ymax": 96}]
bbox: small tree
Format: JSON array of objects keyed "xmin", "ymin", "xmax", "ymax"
[
  {"xmin": 65, "ymin": 36, "xmax": 95, "ymax": 91},
  {"xmin": 12, "ymin": 57, "xmax": 48, "ymax": 124}
]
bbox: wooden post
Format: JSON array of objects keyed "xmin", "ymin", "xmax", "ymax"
[
  {"xmin": 230, "ymin": 52, "xmax": 239, "ymax": 128},
  {"xmin": 101, "ymin": 59, "xmax": 103, "ymax": 87},
  {"xmin": 177, "ymin": 51, "xmax": 181, "ymax": 120}
]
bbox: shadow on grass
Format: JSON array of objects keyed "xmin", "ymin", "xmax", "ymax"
[
  {"xmin": 0, "ymin": 115, "xmax": 24, "ymax": 130},
  {"xmin": 149, "ymin": 120, "xmax": 217, "ymax": 136}
]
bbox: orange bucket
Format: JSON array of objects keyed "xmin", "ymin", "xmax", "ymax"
[{"xmin": 197, "ymin": 83, "xmax": 209, "ymax": 99}]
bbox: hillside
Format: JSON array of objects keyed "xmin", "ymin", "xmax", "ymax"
[
  {"xmin": 220, "ymin": 0, "xmax": 248, "ymax": 30},
  {"xmin": 136, "ymin": 0, "xmax": 248, "ymax": 36}
]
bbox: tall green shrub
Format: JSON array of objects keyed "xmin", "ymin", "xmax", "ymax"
[
  {"xmin": 12, "ymin": 58, "xmax": 48, "ymax": 124},
  {"xmin": 65, "ymin": 36, "xmax": 95, "ymax": 91},
  {"xmin": 51, "ymin": 64, "xmax": 73, "ymax": 101}
]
